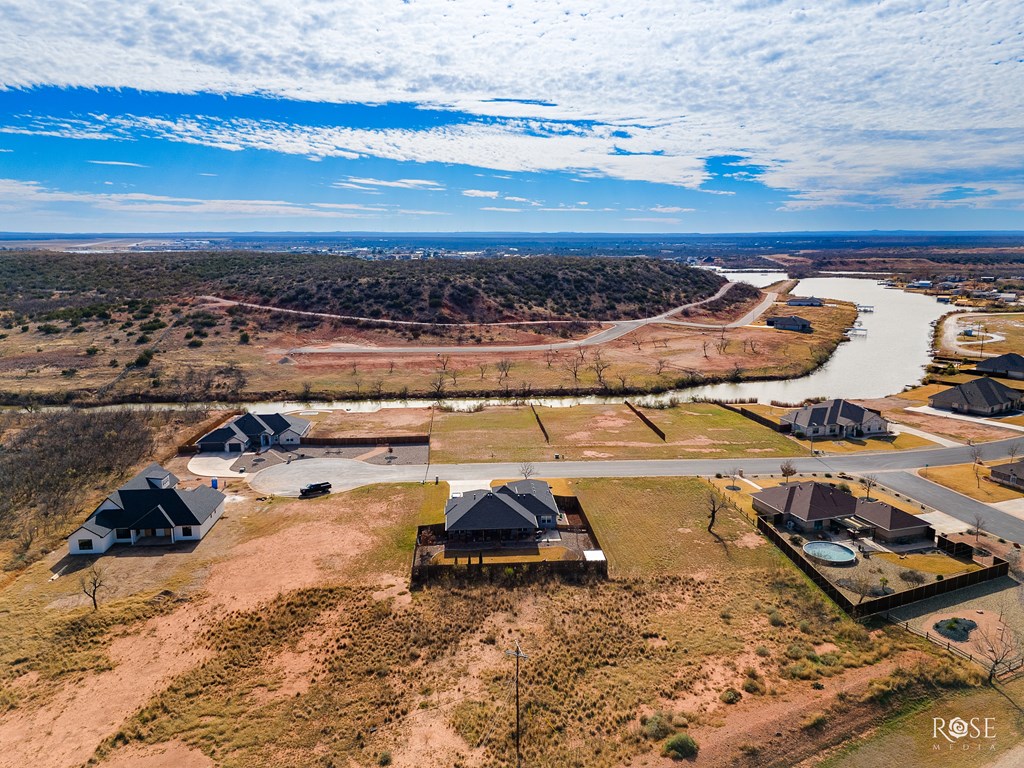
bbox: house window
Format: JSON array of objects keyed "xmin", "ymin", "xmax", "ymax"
[
  {"xmin": 115, "ymin": 528, "xmax": 131, "ymax": 539},
  {"xmin": 813, "ymin": 521, "xmax": 823, "ymax": 531},
  {"xmin": 181, "ymin": 526, "xmax": 193, "ymax": 537},
  {"xmin": 77, "ymin": 539, "xmax": 94, "ymax": 551}
]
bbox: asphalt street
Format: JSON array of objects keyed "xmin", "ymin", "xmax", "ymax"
[{"xmin": 245, "ymin": 436, "xmax": 1024, "ymax": 540}]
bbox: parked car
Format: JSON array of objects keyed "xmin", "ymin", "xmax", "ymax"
[{"xmin": 299, "ymin": 481, "xmax": 332, "ymax": 497}]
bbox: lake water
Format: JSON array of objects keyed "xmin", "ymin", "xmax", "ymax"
[{"xmin": 250, "ymin": 275, "xmax": 950, "ymax": 413}]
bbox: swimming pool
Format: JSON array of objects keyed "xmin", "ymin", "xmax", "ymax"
[{"xmin": 803, "ymin": 541, "xmax": 857, "ymax": 566}]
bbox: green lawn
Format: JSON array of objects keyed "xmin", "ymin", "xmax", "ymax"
[{"xmin": 571, "ymin": 476, "xmax": 774, "ymax": 578}]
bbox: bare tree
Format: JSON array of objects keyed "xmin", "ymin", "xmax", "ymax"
[
  {"xmin": 80, "ymin": 563, "xmax": 105, "ymax": 611},
  {"xmin": 544, "ymin": 348, "xmax": 559, "ymax": 368},
  {"xmin": 706, "ymin": 487, "xmax": 731, "ymax": 533},
  {"xmin": 520, "ymin": 461, "xmax": 536, "ymax": 480},
  {"xmin": 590, "ymin": 350, "xmax": 611, "ymax": 388},
  {"xmin": 970, "ymin": 511, "xmax": 986, "ymax": 542},
  {"xmin": 861, "ymin": 474, "xmax": 878, "ymax": 502},
  {"xmin": 654, "ymin": 358, "xmax": 668, "ymax": 376},
  {"xmin": 575, "ymin": 345, "xmax": 587, "ymax": 363},
  {"xmin": 448, "ymin": 368, "xmax": 460, "ymax": 387},
  {"xmin": 496, "ymin": 358, "xmax": 514, "ymax": 381},
  {"xmin": 702, "ymin": 339, "xmax": 710, "ymax": 359},
  {"xmin": 972, "ymin": 624, "xmax": 1023, "ymax": 683},
  {"xmin": 748, "ymin": 340, "xmax": 759, "ymax": 355},
  {"xmin": 388, "ymin": 360, "xmax": 396, "ymax": 375},
  {"xmin": 430, "ymin": 371, "xmax": 446, "ymax": 397},
  {"xmin": 300, "ymin": 381, "xmax": 313, "ymax": 401},
  {"xmin": 847, "ymin": 574, "xmax": 875, "ymax": 605},
  {"xmin": 564, "ymin": 357, "xmax": 583, "ymax": 388},
  {"xmin": 437, "ymin": 354, "xmax": 451, "ymax": 373},
  {"xmin": 372, "ymin": 379, "xmax": 385, "ymax": 399},
  {"xmin": 1007, "ymin": 440, "xmax": 1021, "ymax": 464},
  {"xmin": 780, "ymin": 460, "xmax": 797, "ymax": 484},
  {"xmin": 970, "ymin": 444, "xmax": 984, "ymax": 488},
  {"xmin": 478, "ymin": 362, "xmax": 488, "ymax": 381},
  {"xmin": 616, "ymin": 373, "xmax": 629, "ymax": 391}
]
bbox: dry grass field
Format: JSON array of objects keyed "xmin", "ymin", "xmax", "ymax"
[{"xmin": 429, "ymin": 403, "xmax": 804, "ymax": 463}]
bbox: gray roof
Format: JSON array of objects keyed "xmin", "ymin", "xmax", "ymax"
[
  {"xmin": 992, "ymin": 460, "xmax": 1024, "ymax": 482},
  {"xmin": 198, "ymin": 412, "xmax": 310, "ymax": 445},
  {"xmin": 782, "ymin": 399, "xmax": 884, "ymax": 430},
  {"xmin": 752, "ymin": 482, "xmax": 857, "ymax": 522},
  {"xmin": 929, "ymin": 378, "xmax": 1022, "ymax": 411},
  {"xmin": 444, "ymin": 481, "xmax": 556, "ymax": 532},
  {"xmin": 976, "ymin": 353, "xmax": 1024, "ymax": 375},
  {"xmin": 852, "ymin": 500, "xmax": 928, "ymax": 532},
  {"xmin": 771, "ymin": 315, "xmax": 812, "ymax": 328},
  {"xmin": 78, "ymin": 464, "xmax": 225, "ymax": 536}
]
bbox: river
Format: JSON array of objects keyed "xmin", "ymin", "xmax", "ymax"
[{"xmin": 246, "ymin": 274, "xmax": 950, "ymax": 414}]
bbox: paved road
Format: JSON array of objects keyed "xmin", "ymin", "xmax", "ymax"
[
  {"xmin": 206, "ymin": 282, "xmax": 781, "ymax": 356},
  {"xmin": 881, "ymin": 471, "xmax": 1024, "ymax": 542}
]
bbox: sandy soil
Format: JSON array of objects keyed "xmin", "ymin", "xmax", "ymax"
[
  {"xmin": 96, "ymin": 740, "xmax": 214, "ymax": 768},
  {"xmin": 861, "ymin": 395, "xmax": 1018, "ymax": 443}
]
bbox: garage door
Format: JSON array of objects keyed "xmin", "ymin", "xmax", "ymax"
[{"xmin": 228, "ymin": 443, "xmax": 242, "ymax": 452}]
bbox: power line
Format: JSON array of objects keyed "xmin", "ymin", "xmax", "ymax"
[{"xmin": 476, "ymin": 676, "xmax": 516, "ymax": 750}]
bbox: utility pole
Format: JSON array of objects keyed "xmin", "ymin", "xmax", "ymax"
[{"xmin": 506, "ymin": 640, "xmax": 529, "ymax": 768}]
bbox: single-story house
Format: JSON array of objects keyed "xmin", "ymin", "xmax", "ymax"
[
  {"xmin": 928, "ymin": 378, "xmax": 1023, "ymax": 416},
  {"xmin": 846, "ymin": 500, "xmax": 934, "ymax": 544},
  {"xmin": 752, "ymin": 482, "xmax": 933, "ymax": 543},
  {"xmin": 752, "ymin": 482, "xmax": 857, "ymax": 533},
  {"xmin": 444, "ymin": 479, "xmax": 559, "ymax": 542},
  {"xmin": 69, "ymin": 463, "xmax": 225, "ymax": 555},
  {"xmin": 197, "ymin": 412, "xmax": 312, "ymax": 453},
  {"xmin": 975, "ymin": 353, "xmax": 1024, "ymax": 381},
  {"xmin": 767, "ymin": 315, "xmax": 813, "ymax": 332},
  {"xmin": 991, "ymin": 460, "xmax": 1024, "ymax": 491},
  {"xmin": 780, "ymin": 399, "xmax": 890, "ymax": 439},
  {"xmin": 787, "ymin": 296, "xmax": 823, "ymax": 307}
]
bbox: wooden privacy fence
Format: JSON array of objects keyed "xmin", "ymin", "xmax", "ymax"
[
  {"xmin": 756, "ymin": 515, "xmax": 1010, "ymax": 619},
  {"xmin": 714, "ymin": 401, "xmax": 785, "ymax": 432},
  {"xmin": 624, "ymin": 400, "xmax": 666, "ymax": 440},
  {"xmin": 302, "ymin": 434, "xmax": 429, "ymax": 447}
]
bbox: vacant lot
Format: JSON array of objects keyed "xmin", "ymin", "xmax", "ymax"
[
  {"xmin": 430, "ymin": 403, "xmax": 804, "ymax": 463},
  {"xmin": 307, "ymin": 407, "xmax": 434, "ymax": 438}
]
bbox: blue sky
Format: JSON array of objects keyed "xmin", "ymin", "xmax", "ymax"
[{"xmin": 1, "ymin": 0, "xmax": 1022, "ymax": 233}]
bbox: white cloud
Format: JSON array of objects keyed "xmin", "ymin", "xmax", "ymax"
[
  {"xmin": 341, "ymin": 176, "xmax": 444, "ymax": 190},
  {"xmin": 503, "ymin": 196, "xmax": 540, "ymax": 205},
  {"xmin": 0, "ymin": 1, "xmax": 1022, "ymax": 208},
  {"xmin": 87, "ymin": 160, "xmax": 146, "ymax": 167},
  {"xmin": 650, "ymin": 205, "xmax": 694, "ymax": 214},
  {"xmin": 198, "ymin": 172, "xmax": 217, "ymax": 176},
  {"xmin": 480, "ymin": 206, "xmax": 522, "ymax": 212},
  {"xmin": 0, "ymin": 148, "xmax": 12, "ymax": 153},
  {"xmin": 462, "ymin": 189, "xmax": 500, "ymax": 198}
]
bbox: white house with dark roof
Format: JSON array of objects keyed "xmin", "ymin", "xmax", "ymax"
[
  {"xmin": 444, "ymin": 480, "xmax": 558, "ymax": 542},
  {"xmin": 928, "ymin": 378, "xmax": 1023, "ymax": 416},
  {"xmin": 196, "ymin": 412, "xmax": 311, "ymax": 453},
  {"xmin": 69, "ymin": 463, "xmax": 225, "ymax": 555},
  {"xmin": 780, "ymin": 399, "xmax": 890, "ymax": 439}
]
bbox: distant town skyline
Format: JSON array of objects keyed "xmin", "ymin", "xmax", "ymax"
[{"xmin": 1, "ymin": 1, "xmax": 1022, "ymax": 233}]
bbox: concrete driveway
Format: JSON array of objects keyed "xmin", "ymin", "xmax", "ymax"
[{"xmin": 186, "ymin": 453, "xmax": 247, "ymax": 478}]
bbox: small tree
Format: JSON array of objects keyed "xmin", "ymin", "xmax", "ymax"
[
  {"xmin": 80, "ymin": 563, "xmax": 105, "ymax": 611},
  {"xmin": 780, "ymin": 460, "xmax": 797, "ymax": 484},
  {"xmin": 970, "ymin": 511, "xmax": 986, "ymax": 542},
  {"xmin": 972, "ymin": 624, "xmax": 1022, "ymax": 684},
  {"xmin": 706, "ymin": 488, "xmax": 731, "ymax": 534},
  {"xmin": 970, "ymin": 444, "xmax": 984, "ymax": 488},
  {"xmin": 847, "ymin": 574, "xmax": 875, "ymax": 605},
  {"xmin": 861, "ymin": 474, "xmax": 878, "ymax": 502},
  {"xmin": 520, "ymin": 462, "xmax": 536, "ymax": 480}
]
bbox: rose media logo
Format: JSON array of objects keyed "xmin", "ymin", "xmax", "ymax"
[{"xmin": 933, "ymin": 717, "xmax": 996, "ymax": 751}]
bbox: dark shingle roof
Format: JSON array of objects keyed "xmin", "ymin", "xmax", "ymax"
[
  {"xmin": 852, "ymin": 500, "xmax": 927, "ymax": 532},
  {"xmin": 444, "ymin": 480, "xmax": 557, "ymax": 533},
  {"xmin": 752, "ymin": 482, "xmax": 857, "ymax": 522},
  {"xmin": 976, "ymin": 353, "xmax": 1024, "ymax": 375},
  {"xmin": 197, "ymin": 413, "xmax": 310, "ymax": 446},
  {"xmin": 81, "ymin": 464, "xmax": 225, "ymax": 535},
  {"xmin": 782, "ymin": 399, "xmax": 883, "ymax": 430},
  {"xmin": 992, "ymin": 459, "xmax": 1024, "ymax": 482},
  {"xmin": 929, "ymin": 378, "xmax": 1022, "ymax": 411}
]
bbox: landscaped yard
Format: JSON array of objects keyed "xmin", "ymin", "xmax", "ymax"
[{"xmin": 920, "ymin": 462, "xmax": 1024, "ymax": 503}]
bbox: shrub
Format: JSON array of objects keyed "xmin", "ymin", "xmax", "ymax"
[
  {"xmin": 802, "ymin": 712, "xmax": 827, "ymax": 730},
  {"xmin": 742, "ymin": 677, "xmax": 766, "ymax": 695},
  {"xmin": 188, "ymin": 339, "xmax": 203, "ymax": 348},
  {"xmin": 899, "ymin": 569, "xmax": 926, "ymax": 585},
  {"xmin": 239, "ymin": 331, "xmax": 250, "ymax": 344},
  {"xmin": 768, "ymin": 611, "xmax": 785, "ymax": 627},
  {"xmin": 378, "ymin": 752, "xmax": 392, "ymax": 766},
  {"xmin": 719, "ymin": 688, "xmax": 742, "ymax": 705},
  {"xmin": 663, "ymin": 733, "xmax": 699, "ymax": 760},
  {"xmin": 755, "ymin": 645, "xmax": 771, "ymax": 657},
  {"xmin": 642, "ymin": 712, "xmax": 674, "ymax": 740}
]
